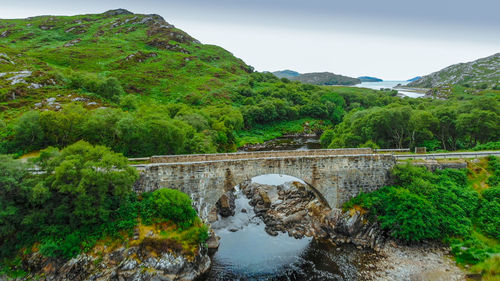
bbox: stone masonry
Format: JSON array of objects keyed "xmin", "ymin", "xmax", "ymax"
[{"xmin": 134, "ymin": 149, "xmax": 396, "ymax": 220}]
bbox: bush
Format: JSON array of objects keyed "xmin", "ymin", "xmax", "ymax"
[
  {"xmin": 357, "ymin": 186, "xmax": 440, "ymax": 242},
  {"xmin": 476, "ymin": 186, "xmax": 500, "ymax": 239},
  {"xmin": 345, "ymin": 165, "xmax": 480, "ymax": 242},
  {"xmin": 147, "ymin": 189, "xmax": 198, "ymax": 228},
  {"xmin": 320, "ymin": 129, "xmax": 335, "ymax": 148},
  {"xmin": 67, "ymin": 72, "xmax": 123, "ymax": 100},
  {"xmin": 472, "ymin": 141, "xmax": 500, "ymax": 151}
]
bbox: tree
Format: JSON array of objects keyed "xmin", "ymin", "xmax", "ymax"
[
  {"xmin": 0, "ymin": 156, "xmax": 33, "ymax": 254},
  {"xmin": 38, "ymin": 141, "xmax": 139, "ymax": 226},
  {"xmin": 98, "ymin": 77, "xmax": 124, "ymax": 100},
  {"xmin": 320, "ymin": 129, "xmax": 335, "ymax": 148},
  {"xmin": 13, "ymin": 111, "xmax": 44, "ymax": 151}
]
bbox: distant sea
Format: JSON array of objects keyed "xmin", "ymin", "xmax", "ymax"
[{"xmin": 354, "ymin": 81, "xmax": 425, "ymax": 98}]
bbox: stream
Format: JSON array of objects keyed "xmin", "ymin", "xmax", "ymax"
[{"xmin": 200, "ymin": 175, "xmax": 371, "ymax": 281}]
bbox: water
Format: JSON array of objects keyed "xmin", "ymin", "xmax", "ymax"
[
  {"xmin": 201, "ymin": 175, "xmax": 368, "ymax": 281},
  {"xmin": 355, "ymin": 80, "xmax": 425, "ymax": 98}
]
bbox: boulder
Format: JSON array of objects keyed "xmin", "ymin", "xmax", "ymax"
[{"xmin": 216, "ymin": 191, "xmax": 236, "ymax": 217}]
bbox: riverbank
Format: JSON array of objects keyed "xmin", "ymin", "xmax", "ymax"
[{"xmin": 365, "ymin": 242, "xmax": 466, "ymax": 281}]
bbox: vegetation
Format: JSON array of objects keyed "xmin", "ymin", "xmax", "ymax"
[
  {"xmin": 345, "ymin": 157, "xmax": 500, "ymax": 278},
  {"xmin": 0, "ymin": 11, "xmax": 498, "ymax": 156},
  {"xmin": 0, "ymin": 8, "xmax": 498, "ymax": 279},
  {"xmin": 0, "ymin": 141, "xmax": 207, "ymax": 274},
  {"xmin": 324, "ymin": 96, "xmax": 499, "ymax": 150}
]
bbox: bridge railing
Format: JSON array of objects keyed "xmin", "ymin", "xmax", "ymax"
[
  {"xmin": 148, "ymin": 148, "xmax": 374, "ymax": 163},
  {"xmin": 395, "ymin": 151, "xmax": 500, "ymax": 160}
]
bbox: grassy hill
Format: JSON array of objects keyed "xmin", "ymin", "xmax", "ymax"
[
  {"xmin": 0, "ymin": 9, "xmax": 251, "ymax": 116},
  {"xmin": 408, "ymin": 53, "xmax": 500, "ymax": 89},
  {"xmin": 1, "ymin": 9, "xmax": 385, "ymax": 157},
  {"xmin": 0, "ymin": 9, "xmax": 497, "ymax": 159}
]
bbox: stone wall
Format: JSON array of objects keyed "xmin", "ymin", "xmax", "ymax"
[
  {"xmin": 135, "ymin": 153, "xmax": 396, "ymax": 220},
  {"xmin": 149, "ymin": 148, "xmax": 373, "ymax": 163}
]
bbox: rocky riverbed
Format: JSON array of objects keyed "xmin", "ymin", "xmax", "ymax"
[
  {"xmin": 236, "ymin": 180, "xmax": 386, "ymax": 250},
  {"xmin": 367, "ymin": 242, "xmax": 466, "ymax": 281}
]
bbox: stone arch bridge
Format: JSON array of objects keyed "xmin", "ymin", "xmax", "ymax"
[{"xmin": 134, "ymin": 148, "xmax": 396, "ymax": 219}]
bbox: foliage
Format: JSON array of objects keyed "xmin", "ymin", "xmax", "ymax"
[
  {"xmin": 345, "ymin": 159, "xmax": 500, "ymax": 271},
  {"xmin": 325, "ymin": 97, "xmax": 499, "ymax": 150},
  {"xmin": 473, "ymin": 141, "xmax": 500, "ymax": 151},
  {"xmin": 471, "ymin": 255, "xmax": 500, "ymax": 280},
  {"xmin": 0, "ymin": 142, "xmax": 207, "ymax": 265},
  {"xmin": 141, "ymin": 189, "xmax": 197, "ymax": 229},
  {"xmin": 345, "ymin": 164, "xmax": 478, "ymax": 241}
]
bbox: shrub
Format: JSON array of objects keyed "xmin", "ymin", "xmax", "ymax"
[
  {"xmin": 373, "ymin": 187, "xmax": 440, "ymax": 241},
  {"xmin": 320, "ymin": 129, "xmax": 335, "ymax": 148},
  {"xmin": 345, "ymin": 165, "xmax": 480, "ymax": 242},
  {"xmin": 476, "ymin": 186, "xmax": 500, "ymax": 239},
  {"xmin": 98, "ymin": 77, "xmax": 124, "ymax": 100},
  {"xmin": 472, "ymin": 141, "xmax": 500, "ymax": 151},
  {"xmin": 147, "ymin": 188, "xmax": 198, "ymax": 228}
]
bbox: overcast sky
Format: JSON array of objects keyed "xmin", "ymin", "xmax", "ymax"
[{"xmin": 1, "ymin": 0, "xmax": 499, "ymax": 80}]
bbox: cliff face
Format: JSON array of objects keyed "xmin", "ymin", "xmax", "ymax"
[{"xmin": 408, "ymin": 53, "xmax": 500, "ymax": 89}]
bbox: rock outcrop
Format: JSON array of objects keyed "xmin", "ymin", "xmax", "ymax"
[
  {"xmin": 11, "ymin": 229, "xmax": 211, "ymax": 281},
  {"xmin": 240, "ymin": 181, "xmax": 386, "ymax": 250},
  {"xmin": 18, "ymin": 247, "xmax": 210, "ymax": 281}
]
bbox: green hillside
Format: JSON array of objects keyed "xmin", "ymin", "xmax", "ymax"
[
  {"xmin": 0, "ymin": 9, "xmax": 498, "ymax": 159},
  {"xmin": 0, "ymin": 9, "xmax": 251, "ymax": 113},
  {"xmin": 0, "ymin": 9, "xmax": 374, "ymax": 157}
]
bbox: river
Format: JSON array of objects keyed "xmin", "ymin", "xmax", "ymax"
[
  {"xmin": 354, "ymin": 81, "xmax": 425, "ymax": 98},
  {"xmin": 199, "ymin": 174, "xmax": 372, "ymax": 281}
]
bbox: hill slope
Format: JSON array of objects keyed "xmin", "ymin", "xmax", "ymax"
[
  {"xmin": 0, "ymin": 9, "xmax": 252, "ymax": 115},
  {"xmin": 290, "ymin": 72, "xmax": 360, "ymax": 86},
  {"xmin": 272, "ymin": 70, "xmax": 300, "ymax": 79},
  {"xmin": 408, "ymin": 53, "xmax": 500, "ymax": 89}
]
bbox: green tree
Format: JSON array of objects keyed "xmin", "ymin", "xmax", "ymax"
[
  {"xmin": 13, "ymin": 111, "xmax": 44, "ymax": 151},
  {"xmin": 38, "ymin": 141, "xmax": 139, "ymax": 226}
]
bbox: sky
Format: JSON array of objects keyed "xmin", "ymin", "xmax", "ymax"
[{"xmin": 1, "ymin": 0, "xmax": 499, "ymax": 80}]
